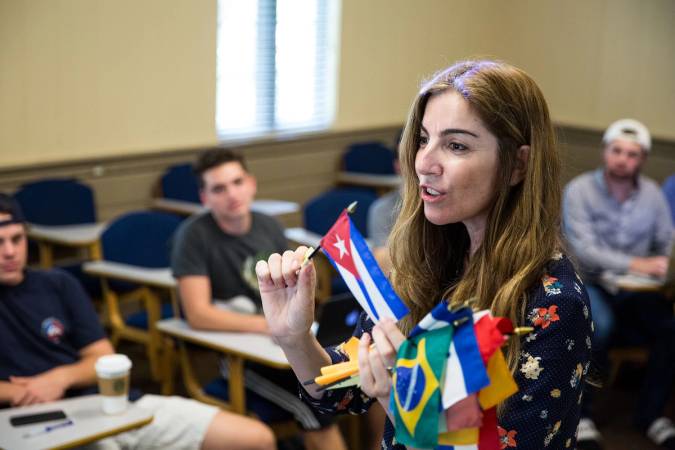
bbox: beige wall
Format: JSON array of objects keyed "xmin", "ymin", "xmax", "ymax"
[
  {"xmin": 1, "ymin": 0, "xmax": 673, "ymax": 169},
  {"xmin": 335, "ymin": 0, "xmax": 675, "ymax": 138},
  {"xmin": 0, "ymin": 0, "xmax": 217, "ymax": 168}
]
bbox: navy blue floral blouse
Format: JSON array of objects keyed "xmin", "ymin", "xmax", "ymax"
[{"xmin": 300, "ymin": 254, "xmax": 593, "ymax": 449}]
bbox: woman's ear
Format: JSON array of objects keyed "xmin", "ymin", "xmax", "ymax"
[{"xmin": 510, "ymin": 145, "xmax": 530, "ymax": 186}]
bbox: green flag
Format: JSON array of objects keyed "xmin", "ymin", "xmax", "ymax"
[{"xmin": 390, "ymin": 325, "xmax": 453, "ymax": 448}]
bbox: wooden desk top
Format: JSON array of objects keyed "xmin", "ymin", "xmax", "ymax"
[
  {"xmin": 27, "ymin": 223, "xmax": 106, "ymax": 246},
  {"xmin": 152, "ymin": 198, "xmax": 300, "ymax": 217},
  {"xmin": 600, "ymin": 271, "xmax": 666, "ymax": 293},
  {"xmin": 157, "ymin": 318, "xmax": 289, "ymax": 369},
  {"xmin": 284, "ymin": 227, "xmax": 323, "ymax": 248},
  {"xmin": 0, "ymin": 395, "xmax": 153, "ymax": 450},
  {"xmin": 336, "ymin": 171, "xmax": 401, "ymax": 188},
  {"xmin": 83, "ymin": 260, "xmax": 176, "ymax": 289}
]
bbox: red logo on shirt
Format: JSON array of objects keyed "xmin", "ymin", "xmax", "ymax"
[{"xmin": 41, "ymin": 318, "xmax": 65, "ymax": 343}]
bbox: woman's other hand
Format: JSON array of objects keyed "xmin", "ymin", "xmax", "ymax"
[{"xmin": 358, "ymin": 319, "xmax": 405, "ymax": 406}]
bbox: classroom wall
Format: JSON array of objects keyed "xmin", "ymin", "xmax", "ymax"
[
  {"xmin": 1, "ymin": 0, "xmax": 673, "ymax": 170},
  {"xmin": 334, "ymin": 0, "xmax": 675, "ymax": 137},
  {"xmin": 0, "ymin": 0, "xmax": 217, "ymax": 168}
]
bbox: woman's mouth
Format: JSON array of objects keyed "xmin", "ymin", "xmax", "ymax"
[{"xmin": 420, "ymin": 185, "xmax": 445, "ymax": 202}]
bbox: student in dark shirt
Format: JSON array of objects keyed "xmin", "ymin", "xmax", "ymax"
[
  {"xmin": 256, "ymin": 60, "xmax": 592, "ymax": 450},
  {"xmin": 0, "ymin": 193, "xmax": 275, "ymax": 450}
]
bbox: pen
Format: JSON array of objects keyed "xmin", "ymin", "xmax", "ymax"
[{"xmin": 22, "ymin": 419, "xmax": 74, "ymax": 438}]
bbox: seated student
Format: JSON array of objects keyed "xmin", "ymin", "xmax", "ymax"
[
  {"xmin": 171, "ymin": 149, "xmax": 346, "ymax": 450},
  {"xmin": 0, "ymin": 194, "xmax": 275, "ymax": 450},
  {"xmin": 257, "ymin": 59, "xmax": 593, "ymax": 450},
  {"xmin": 563, "ymin": 119, "xmax": 675, "ymax": 450}
]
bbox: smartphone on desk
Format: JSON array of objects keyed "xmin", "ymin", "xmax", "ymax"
[{"xmin": 9, "ymin": 410, "xmax": 67, "ymax": 427}]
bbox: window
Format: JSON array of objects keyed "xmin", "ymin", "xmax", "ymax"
[{"xmin": 216, "ymin": 0, "xmax": 341, "ymax": 139}]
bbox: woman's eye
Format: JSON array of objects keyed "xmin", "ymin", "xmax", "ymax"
[
  {"xmin": 418, "ymin": 136, "xmax": 428, "ymax": 147},
  {"xmin": 448, "ymin": 142, "xmax": 467, "ymax": 151}
]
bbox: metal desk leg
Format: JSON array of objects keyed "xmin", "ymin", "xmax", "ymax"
[
  {"xmin": 37, "ymin": 242, "xmax": 53, "ymax": 268},
  {"xmin": 227, "ymin": 355, "xmax": 246, "ymax": 414}
]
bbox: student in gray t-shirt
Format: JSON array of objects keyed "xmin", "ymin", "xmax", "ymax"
[
  {"xmin": 172, "ymin": 210, "xmax": 287, "ymax": 309},
  {"xmin": 170, "ymin": 149, "xmax": 346, "ymax": 450}
]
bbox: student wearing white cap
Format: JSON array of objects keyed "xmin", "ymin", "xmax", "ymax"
[{"xmin": 563, "ymin": 119, "xmax": 675, "ymax": 450}]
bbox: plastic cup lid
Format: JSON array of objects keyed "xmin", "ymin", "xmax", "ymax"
[{"xmin": 95, "ymin": 354, "xmax": 132, "ymax": 375}]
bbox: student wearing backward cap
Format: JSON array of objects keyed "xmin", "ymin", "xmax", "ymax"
[
  {"xmin": 563, "ymin": 119, "xmax": 675, "ymax": 450},
  {"xmin": 0, "ymin": 193, "xmax": 275, "ymax": 450}
]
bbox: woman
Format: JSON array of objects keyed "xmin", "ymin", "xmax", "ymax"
[{"xmin": 256, "ymin": 60, "xmax": 592, "ymax": 449}]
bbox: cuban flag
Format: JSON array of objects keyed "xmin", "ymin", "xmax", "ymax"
[{"xmin": 320, "ymin": 210, "xmax": 409, "ymax": 323}]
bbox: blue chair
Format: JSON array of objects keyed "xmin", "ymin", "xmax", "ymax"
[
  {"xmin": 99, "ymin": 211, "xmax": 182, "ymax": 380},
  {"xmin": 304, "ymin": 188, "xmax": 379, "ymax": 298},
  {"xmin": 13, "ymin": 178, "xmax": 97, "ymax": 226},
  {"xmin": 342, "ymin": 141, "xmax": 396, "ymax": 175},
  {"xmin": 304, "ymin": 187, "xmax": 378, "ymax": 237},
  {"xmin": 663, "ymin": 174, "xmax": 675, "ymax": 225},
  {"xmin": 160, "ymin": 163, "xmax": 200, "ymax": 203},
  {"xmin": 13, "ymin": 178, "xmax": 101, "ymax": 295}
]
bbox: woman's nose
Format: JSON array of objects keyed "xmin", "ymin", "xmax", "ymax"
[{"xmin": 415, "ymin": 146, "xmax": 441, "ymax": 176}]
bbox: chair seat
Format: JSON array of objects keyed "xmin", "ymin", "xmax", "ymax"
[
  {"xmin": 204, "ymin": 378, "xmax": 293, "ymax": 424},
  {"xmin": 125, "ymin": 303, "xmax": 175, "ymax": 329}
]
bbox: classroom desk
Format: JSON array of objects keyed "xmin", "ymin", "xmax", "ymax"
[
  {"xmin": 151, "ymin": 198, "xmax": 300, "ymax": 217},
  {"xmin": 0, "ymin": 395, "xmax": 153, "ymax": 450},
  {"xmin": 83, "ymin": 260, "xmax": 176, "ymax": 289},
  {"xmin": 283, "ymin": 227, "xmax": 322, "ymax": 248},
  {"xmin": 157, "ymin": 318, "xmax": 289, "ymax": 414},
  {"xmin": 83, "ymin": 260, "xmax": 176, "ymax": 381},
  {"xmin": 599, "ymin": 271, "xmax": 666, "ymax": 293},
  {"xmin": 336, "ymin": 171, "xmax": 401, "ymax": 194},
  {"xmin": 28, "ymin": 222, "xmax": 106, "ymax": 268}
]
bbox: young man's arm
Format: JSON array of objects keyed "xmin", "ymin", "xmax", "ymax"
[
  {"xmin": 0, "ymin": 381, "xmax": 29, "ymax": 406},
  {"xmin": 7, "ymin": 338, "xmax": 113, "ymax": 406},
  {"xmin": 179, "ymin": 275, "xmax": 268, "ymax": 333}
]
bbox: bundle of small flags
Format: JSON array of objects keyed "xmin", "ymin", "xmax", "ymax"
[
  {"xmin": 307, "ymin": 204, "xmax": 527, "ymax": 449},
  {"xmin": 392, "ymin": 302, "xmax": 522, "ymax": 449},
  {"xmin": 310, "ymin": 303, "xmax": 525, "ymax": 449}
]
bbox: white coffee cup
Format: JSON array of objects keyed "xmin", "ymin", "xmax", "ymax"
[{"xmin": 95, "ymin": 354, "xmax": 132, "ymax": 414}]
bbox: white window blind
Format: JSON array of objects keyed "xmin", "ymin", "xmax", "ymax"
[{"xmin": 216, "ymin": 0, "xmax": 340, "ymax": 139}]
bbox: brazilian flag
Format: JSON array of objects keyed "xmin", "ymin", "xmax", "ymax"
[{"xmin": 390, "ymin": 325, "xmax": 453, "ymax": 448}]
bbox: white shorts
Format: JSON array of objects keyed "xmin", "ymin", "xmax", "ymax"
[{"xmin": 84, "ymin": 395, "xmax": 219, "ymax": 450}]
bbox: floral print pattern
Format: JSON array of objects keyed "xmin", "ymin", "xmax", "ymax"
[
  {"xmin": 529, "ymin": 304, "xmax": 560, "ymax": 328},
  {"xmin": 498, "ymin": 426, "xmax": 518, "ymax": 448},
  {"xmin": 542, "ymin": 275, "xmax": 563, "ymax": 295}
]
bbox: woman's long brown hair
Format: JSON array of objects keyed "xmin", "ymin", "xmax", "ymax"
[{"xmin": 388, "ymin": 61, "xmax": 561, "ymax": 410}]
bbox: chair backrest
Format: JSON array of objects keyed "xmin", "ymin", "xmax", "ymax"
[
  {"xmin": 160, "ymin": 163, "xmax": 200, "ymax": 203},
  {"xmin": 304, "ymin": 188, "xmax": 378, "ymax": 237},
  {"xmin": 315, "ymin": 292, "xmax": 362, "ymax": 346},
  {"xmin": 343, "ymin": 141, "xmax": 396, "ymax": 175},
  {"xmin": 101, "ymin": 211, "xmax": 182, "ymax": 268},
  {"xmin": 14, "ymin": 178, "xmax": 96, "ymax": 225},
  {"xmin": 663, "ymin": 174, "xmax": 675, "ymax": 225}
]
